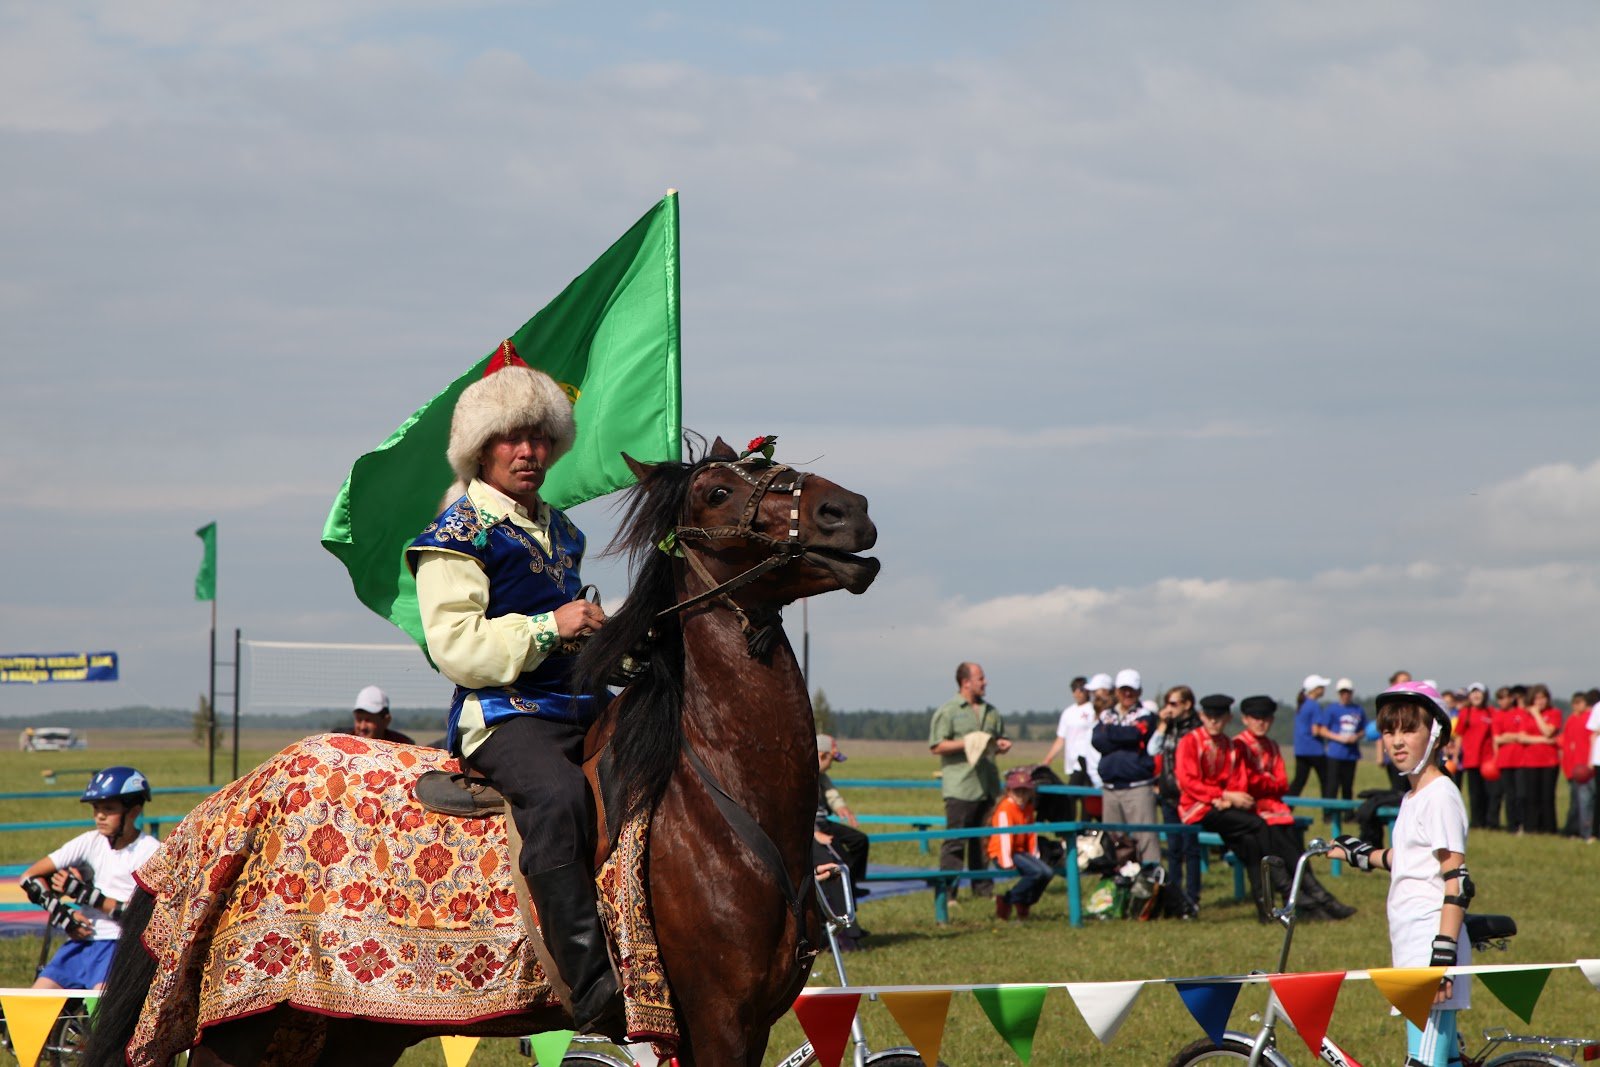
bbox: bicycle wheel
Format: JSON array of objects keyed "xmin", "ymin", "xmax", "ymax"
[
  {"xmin": 560, "ymin": 1054, "xmax": 635, "ymax": 1067},
  {"xmin": 1483, "ymin": 1054, "xmax": 1578, "ymax": 1066},
  {"xmin": 1167, "ymin": 1034, "xmax": 1294, "ymax": 1066},
  {"xmin": 865, "ymin": 1051, "xmax": 952, "ymax": 1067},
  {"xmin": 44, "ymin": 1011, "xmax": 89, "ymax": 1065}
]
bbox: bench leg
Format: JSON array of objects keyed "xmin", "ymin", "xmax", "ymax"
[
  {"xmin": 1329, "ymin": 813, "xmax": 1343, "ymax": 876},
  {"xmin": 1232, "ymin": 859, "xmax": 1245, "ymax": 902},
  {"xmin": 933, "ymin": 883, "xmax": 949, "ymax": 924},
  {"xmin": 1064, "ymin": 833, "xmax": 1082, "ymax": 928}
]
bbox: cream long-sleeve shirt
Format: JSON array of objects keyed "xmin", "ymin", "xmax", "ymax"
[{"xmin": 413, "ymin": 479, "xmax": 565, "ymax": 757}]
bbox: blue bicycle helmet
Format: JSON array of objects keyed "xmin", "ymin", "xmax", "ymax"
[{"xmin": 81, "ymin": 766, "xmax": 152, "ymax": 805}]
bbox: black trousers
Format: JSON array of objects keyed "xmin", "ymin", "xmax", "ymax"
[
  {"xmin": 819, "ymin": 817, "xmax": 870, "ymax": 889},
  {"xmin": 1199, "ymin": 808, "xmax": 1271, "ymax": 895},
  {"xmin": 1519, "ymin": 765, "xmax": 1558, "ymax": 834},
  {"xmin": 464, "ymin": 714, "xmax": 591, "ymax": 877},
  {"xmin": 1501, "ymin": 767, "xmax": 1525, "ymax": 832},
  {"xmin": 1288, "ymin": 755, "xmax": 1325, "ymax": 798},
  {"xmin": 1323, "ymin": 759, "xmax": 1357, "ymax": 804},
  {"xmin": 940, "ymin": 796, "xmax": 995, "ymax": 896}
]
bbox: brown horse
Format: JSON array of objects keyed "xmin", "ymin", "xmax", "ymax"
[{"xmin": 85, "ymin": 436, "xmax": 878, "ymax": 1067}]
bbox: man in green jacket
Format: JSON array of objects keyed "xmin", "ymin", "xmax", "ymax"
[{"xmin": 929, "ymin": 662, "xmax": 1011, "ymax": 898}]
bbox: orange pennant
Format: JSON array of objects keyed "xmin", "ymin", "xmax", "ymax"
[
  {"xmin": 880, "ymin": 990, "xmax": 952, "ymax": 1067},
  {"xmin": 1368, "ymin": 967, "xmax": 1446, "ymax": 1030},
  {"xmin": 0, "ymin": 993, "xmax": 70, "ymax": 1067},
  {"xmin": 792, "ymin": 990, "xmax": 861, "ymax": 1067},
  {"xmin": 1266, "ymin": 971, "xmax": 1345, "ymax": 1056}
]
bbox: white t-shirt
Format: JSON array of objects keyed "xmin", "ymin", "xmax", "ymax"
[
  {"xmin": 1587, "ymin": 705, "xmax": 1600, "ymax": 766},
  {"xmin": 1055, "ymin": 700, "xmax": 1102, "ymax": 786},
  {"xmin": 48, "ymin": 829, "xmax": 161, "ymax": 940},
  {"xmin": 1387, "ymin": 775, "xmax": 1470, "ymax": 1010}
]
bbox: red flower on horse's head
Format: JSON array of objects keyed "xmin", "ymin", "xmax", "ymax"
[{"xmin": 741, "ymin": 434, "xmax": 778, "ymax": 461}]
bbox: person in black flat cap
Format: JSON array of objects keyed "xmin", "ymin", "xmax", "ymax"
[
  {"xmin": 1175, "ymin": 694, "xmax": 1276, "ymax": 920},
  {"xmin": 1233, "ymin": 696, "xmax": 1356, "ymax": 920}
]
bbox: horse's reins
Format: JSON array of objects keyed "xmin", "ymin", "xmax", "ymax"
[{"xmin": 654, "ymin": 458, "xmax": 809, "ymax": 658}]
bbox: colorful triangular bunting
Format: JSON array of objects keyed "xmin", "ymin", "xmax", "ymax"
[
  {"xmin": 1065, "ymin": 980, "xmax": 1145, "ymax": 1044},
  {"xmin": 880, "ymin": 989, "xmax": 952, "ymax": 1067},
  {"xmin": 1477, "ymin": 967, "xmax": 1552, "ymax": 1024},
  {"xmin": 1577, "ymin": 959, "xmax": 1600, "ymax": 992},
  {"xmin": 1368, "ymin": 967, "xmax": 1445, "ymax": 1030},
  {"xmin": 439, "ymin": 1034, "xmax": 479, "ymax": 1067},
  {"xmin": 972, "ymin": 984, "xmax": 1049, "ymax": 1064},
  {"xmin": 792, "ymin": 990, "xmax": 861, "ymax": 1067},
  {"xmin": 525, "ymin": 1029, "xmax": 575, "ymax": 1066},
  {"xmin": 1266, "ymin": 971, "xmax": 1345, "ymax": 1056},
  {"xmin": 0, "ymin": 993, "xmax": 70, "ymax": 1067},
  {"xmin": 1174, "ymin": 981, "xmax": 1242, "ymax": 1044}
]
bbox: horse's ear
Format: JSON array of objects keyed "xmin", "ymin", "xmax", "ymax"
[
  {"xmin": 708, "ymin": 437, "xmax": 739, "ymax": 461},
  {"xmin": 622, "ymin": 453, "xmax": 655, "ymax": 481}
]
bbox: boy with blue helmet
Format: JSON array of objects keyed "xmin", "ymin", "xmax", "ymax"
[{"xmin": 19, "ymin": 766, "xmax": 160, "ymax": 989}]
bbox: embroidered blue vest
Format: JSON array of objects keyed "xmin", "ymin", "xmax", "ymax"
[{"xmin": 408, "ymin": 493, "xmax": 599, "ymax": 754}]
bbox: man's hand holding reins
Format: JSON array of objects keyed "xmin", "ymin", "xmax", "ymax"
[{"xmin": 553, "ymin": 599, "xmax": 606, "ymax": 640}]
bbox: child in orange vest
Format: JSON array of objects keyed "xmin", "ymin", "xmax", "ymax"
[{"xmin": 988, "ymin": 769, "xmax": 1054, "ymax": 919}]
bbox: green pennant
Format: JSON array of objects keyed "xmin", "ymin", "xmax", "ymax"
[
  {"xmin": 525, "ymin": 1029, "xmax": 575, "ymax": 1066},
  {"xmin": 972, "ymin": 984, "xmax": 1050, "ymax": 1065},
  {"xmin": 1477, "ymin": 967, "xmax": 1552, "ymax": 1024}
]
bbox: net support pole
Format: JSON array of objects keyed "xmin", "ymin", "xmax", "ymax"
[{"xmin": 231, "ymin": 627, "xmax": 241, "ymax": 781}]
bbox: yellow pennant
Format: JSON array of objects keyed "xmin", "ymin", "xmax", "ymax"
[
  {"xmin": 0, "ymin": 993, "xmax": 70, "ymax": 1067},
  {"xmin": 1368, "ymin": 967, "xmax": 1447, "ymax": 1029},
  {"xmin": 438, "ymin": 1034, "xmax": 480, "ymax": 1067},
  {"xmin": 880, "ymin": 989, "xmax": 953, "ymax": 1067}
]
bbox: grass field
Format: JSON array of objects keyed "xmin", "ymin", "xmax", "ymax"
[{"xmin": 3, "ymin": 736, "xmax": 1598, "ymax": 1066}]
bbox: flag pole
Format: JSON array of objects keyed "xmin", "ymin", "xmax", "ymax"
[{"xmin": 207, "ymin": 600, "xmax": 217, "ymax": 785}]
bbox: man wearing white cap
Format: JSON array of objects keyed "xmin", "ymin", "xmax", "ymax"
[
  {"xmin": 1092, "ymin": 668, "xmax": 1160, "ymax": 864},
  {"xmin": 1289, "ymin": 674, "xmax": 1331, "ymax": 798},
  {"xmin": 349, "ymin": 685, "xmax": 415, "ymax": 745},
  {"xmin": 1043, "ymin": 674, "xmax": 1103, "ymax": 788}
]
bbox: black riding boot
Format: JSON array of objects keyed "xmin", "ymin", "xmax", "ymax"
[
  {"xmin": 1297, "ymin": 866, "xmax": 1356, "ymax": 920},
  {"xmin": 527, "ymin": 863, "xmax": 624, "ymax": 1035}
]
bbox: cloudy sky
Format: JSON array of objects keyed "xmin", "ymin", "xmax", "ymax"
[{"xmin": 3, "ymin": 2, "xmax": 1597, "ymax": 720}]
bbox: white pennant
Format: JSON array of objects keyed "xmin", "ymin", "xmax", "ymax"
[
  {"xmin": 1578, "ymin": 959, "xmax": 1600, "ymax": 992},
  {"xmin": 623, "ymin": 1042, "xmax": 662, "ymax": 1067},
  {"xmin": 1065, "ymin": 980, "xmax": 1146, "ymax": 1044}
]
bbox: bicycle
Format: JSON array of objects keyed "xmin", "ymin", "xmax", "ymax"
[
  {"xmin": 1, "ymin": 883, "xmax": 95, "ymax": 1065},
  {"xmin": 1166, "ymin": 838, "xmax": 1599, "ymax": 1067},
  {"xmin": 531, "ymin": 867, "xmax": 947, "ymax": 1067}
]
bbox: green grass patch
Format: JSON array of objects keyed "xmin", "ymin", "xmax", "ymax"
[{"xmin": 2, "ymin": 740, "xmax": 1597, "ymax": 1065}]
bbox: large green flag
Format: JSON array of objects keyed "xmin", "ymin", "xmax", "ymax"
[
  {"xmin": 194, "ymin": 522, "xmax": 217, "ymax": 601},
  {"xmin": 321, "ymin": 193, "xmax": 683, "ymax": 647}
]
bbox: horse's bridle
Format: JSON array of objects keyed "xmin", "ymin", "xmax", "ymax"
[{"xmin": 655, "ymin": 458, "xmax": 809, "ymax": 657}]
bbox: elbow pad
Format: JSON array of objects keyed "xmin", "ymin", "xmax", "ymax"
[{"xmin": 1442, "ymin": 864, "xmax": 1474, "ymax": 909}]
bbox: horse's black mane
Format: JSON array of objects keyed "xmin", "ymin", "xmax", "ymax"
[{"xmin": 573, "ymin": 436, "xmax": 721, "ymax": 820}]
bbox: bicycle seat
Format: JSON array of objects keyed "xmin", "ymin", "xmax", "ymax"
[{"xmin": 1465, "ymin": 913, "xmax": 1516, "ymax": 944}]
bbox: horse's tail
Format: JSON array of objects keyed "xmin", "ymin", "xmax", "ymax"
[{"xmin": 82, "ymin": 886, "xmax": 157, "ymax": 1067}]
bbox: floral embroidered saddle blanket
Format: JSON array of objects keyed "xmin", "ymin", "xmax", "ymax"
[{"xmin": 127, "ymin": 734, "xmax": 675, "ymax": 1067}]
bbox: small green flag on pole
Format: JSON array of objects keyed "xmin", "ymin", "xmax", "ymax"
[
  {"xmin": 194, "ymin": 522, "xmax": 217, "ymax": 601},
  {"xmin": 321, "ymin": 193, "xmax": 683, "ymax": 648}
]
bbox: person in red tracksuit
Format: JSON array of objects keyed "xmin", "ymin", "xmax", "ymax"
[
  {"xmin": 1176, "ymin": 694, "xmax": 1274, "ymax": 920},
  {"xmin": 1492, "ymin": 686, "xmax": 1529, "ymax": 833},
  {"xmin": 1231, "ymin": 696, "xmax": 1355, "ymax": 920},
  {"xmin": 1519, "ymin": 684, "xmax": 1562, "ymax": 834},
  {"xmin": 1454, "ymin": 683, "xmax": 1498, "ymax": 829}
]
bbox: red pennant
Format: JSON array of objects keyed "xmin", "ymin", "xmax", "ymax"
[
  {"xmin": 1267, "ymin": 971, "xmax": 1346, "ymax": 1057},
  {"xmin": 792, "ymin": 991, "xmax": 861, "ymax": 1067},
  {"xmin": 484, "ymin": 339, "xmax": 529, "ymax": 376}
]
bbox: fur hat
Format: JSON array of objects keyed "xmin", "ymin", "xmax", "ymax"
[{"xmin": 446, "ymin": 366, "xmax": 576, "ymax": 495}]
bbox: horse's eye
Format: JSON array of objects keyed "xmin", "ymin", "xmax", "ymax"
[{"xmin": 708, "ymin": 487, "xmax": 731, "ymax": 505}]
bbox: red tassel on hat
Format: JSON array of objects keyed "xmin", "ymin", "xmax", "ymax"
[{"xmin": 484, "ymin": 339, "xmax": 530, "ymax": 376}]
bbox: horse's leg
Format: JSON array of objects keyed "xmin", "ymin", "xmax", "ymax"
[
  {"xmin": 651, "ymin": 786, "xmax": 794, "ymax": 1067},
  {"xmin": 311, "ymin": 1020, "xmax": 418, "ymax": 1067}
]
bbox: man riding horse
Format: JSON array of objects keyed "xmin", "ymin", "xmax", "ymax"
[{"xmin": 406, "ymin": 363, "xmax": 620, "ymax": 1034}]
